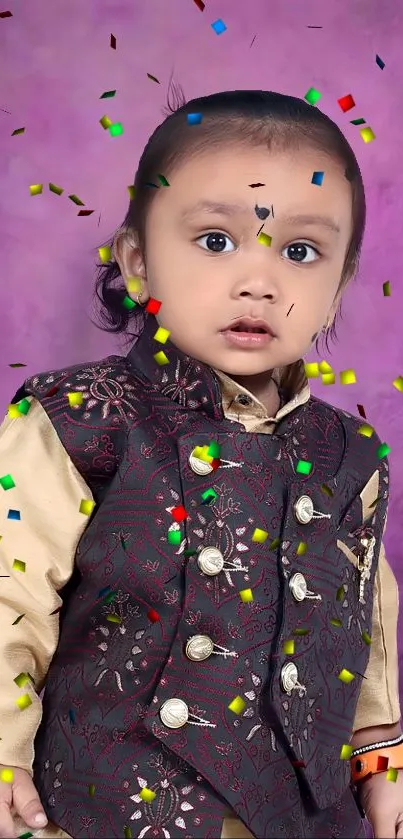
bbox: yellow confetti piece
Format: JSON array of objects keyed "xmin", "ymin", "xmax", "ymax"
[
  {"xmin": 318, "ymin": 360, "xmax": 333, "ymax": 374},
  {"xmin": 49, "ymin": 183, "xmax": 64, "ymax": 195},
  {"xmin": 282, "ymin": 640, "xmax": 295, "ymax": 654},
  {"xmin": 7, "ymin": 404, "xmax": 24, "ymax": 418},
  {"xmin": 330, "ymin": 617, "xmax": 343, "ymax": 627},
  {"xmin": 154, "ymin": 327, "xmax": 171, "ymax": 344},
  {"xmin": 0, "ymin": 768, "xmax": 14, "ymax": 783},
  {"xmin": 68, "ymin": 194, "xmax": 85, "ymax": 206},
  {"xmin": 228, "ymin": 695, "xmax": 246, "ymax": 714},
  {"xmin": 357, "ymin": 423, "xmax": 374, "ymax": 438},
  {"xmin": 340, "ymin": 744, "xmax": 353, "ymax": 760},
  {"xmin": 14, "ymin": 672, "xmax": 30, "ymax": 688},
  {"xmin": 322, "ymin": 373, "xmax": 336, "ymax": 385},
  {"xmin": 98, "ymin": 246, "xmax": 111, "ymax": 263},
  {"xmin": 251, "ymin": 528, "xmax": 268, "ymax": 543},
  {"xmin": 257, "ymin": 232, "xmax": 272, "ymax": 247},
  {"xmin": 106, "ymin": 614, "xmax": 121, "ymax": 623},
  {"xmin": 386, "ymin": 767, "xmax": 398, "ymax": 782},
  {"xmin": 340, "ymin": 369, "xmax": 356, "ymax": 385},
  {"xmin": 79, "ymin": 499, "xmax": 96, "ymax": 516},
  {"xmin": 126, "ymin": 276, "xmax": 142, "ymax": 293},
  {"xmin": 304, "ymin": 362, "xmax": 319, "ymax": 378},
  {"xmin": 29, "ymin": 184, "xmax": 43, "ymax": 196},
  {"xmin": 383, "ymin": 281, "xmax": 391, "ymax": 297},
  {"xmin": 67, "ymin": 392, "xmax": 83, "ymax": 407},
  {"xmin": 239, "ymin": 588, "xmax": 254, "ymax": 603},
  {"xmin": 13, "ymin": 559, "xmax": 26, "ymax": 573},
  {"xmin": 361, "ymin": 631, "xmax": 372, "ymax": 645},
  {"xmin": 336, "ymin": 585, "xmax": 345, "ymax": 602},
  {"xmin": 154, "ymin": 351, "xmax": 169, "ymax": 365},
  {"xmin": 89, "ymin": 784, "xmax": 96, "ymax": 796},
  {"xmin": 139, "ymin": 787, "xmax": 156, "ymax": 802},
  {"xmin": 338, "ymin": 668, "xmax": 355, "ymax": 684},
  {"xmin": 100, "ymin": 115, "xmax": 113, "ymax": 129},
  {"xmin": 193, "ymin": 445, "xmax": 213, "ymax": 464},
  {"xmin": 16, "ymin": 693, "xmax": 32, "ymax": 710},
  {"xmin": 296, "ymin": 542, "xmax": 307, "ymax": 556},
  {"xmin": 393, "ymin": 376, "xmax": 403, "ymax": 392},
  {"xmin": 127, "ymin": 185, "xmax": 136, "ymax": 200},
  {"xmin": 360, "ymin": 126, "xmax": 375, "ymax": 143},
  {"xmin": 269, "ymin": 537, "xmax": 280, "ymax": 550}
]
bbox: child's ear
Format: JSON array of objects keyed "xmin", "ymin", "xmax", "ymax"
[{"xmin": 113, "ymin": 228, "xmax": 147, "ymax": 286}]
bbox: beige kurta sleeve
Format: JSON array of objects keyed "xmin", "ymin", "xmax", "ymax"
[
  {"xmin": 0, "ymin": 396, "xmax": 94, "ymax": 774},
  {"xmin": 353, "ymin": 541, "xmax": 401, "ymax": 731}
]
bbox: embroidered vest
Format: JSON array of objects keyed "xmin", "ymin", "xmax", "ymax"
[{"xmin": 11, "ymin": 314, "xmax": 388, "ymax": 838}]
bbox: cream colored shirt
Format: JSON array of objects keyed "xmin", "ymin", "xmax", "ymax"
[{"xmin": 0, "ymin": 369, "xmax": 400, "ymax": 776}]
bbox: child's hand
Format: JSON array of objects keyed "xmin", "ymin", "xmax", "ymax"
[
  {"xmin": 358, "ymin": 771, "xmax": 403, "ymax": 837},
  {"xmin": 0, "ymin": 765, "xmax": 48, "ymax": 838}
]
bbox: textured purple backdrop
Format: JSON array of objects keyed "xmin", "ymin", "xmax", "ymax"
[{"xmin": 1, "ymin": 0, "xmax": 402, "ymax": 710}]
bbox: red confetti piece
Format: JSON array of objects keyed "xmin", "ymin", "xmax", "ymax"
[
  {"xmin": 357, "ymin": 404, "xmax": 366, "ymax": 418},
  {"xmin": 146, "ymin": 298, "xmax": 162, "ymax": 315},
  {"xmin": 44, "ymin": 386, "xmax": 59, "ymax": 397},
  {"xmin": 193, "ymin": 0, "xmax": 205, "ymax": 9},
  {"xmin": 338, "ymin": 94, "xmax": 355, "ymax": 113},
  {"xmin": 0, "ymin": 10, "xmax": 12, "ymax": 17},
  {"xmin": 291, "ymin": 760, "xmax": 306, "ymax": 768},
  {"xmin": 77, "ymin": 209, "xmax": 94, "ymax": 216},
  {"xmin": 147, "ymin": 608, "xmax": 160, "ymax": 623},
  {"xmin": 376, "ymin": 755, "xmax": 389, "ymax": 771},
  {"xmin": 171, "ymin": 505, "xmax": 187, "ymax": 523}
]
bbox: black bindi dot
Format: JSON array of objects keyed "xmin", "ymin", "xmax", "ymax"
[{"xmin": 254, "ymin": 204, "xmax": 270, "ymax": 220}]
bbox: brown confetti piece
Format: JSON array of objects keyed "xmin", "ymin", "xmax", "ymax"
[
  {"xmin": 77, "ymin": 209, "xmax": 94, "ymax": 216},
  {"xmin": 249, "ymin": 182, "xmax": 265, "ymax": 187},
  {"xmin": 193, "ymin": 0, "xmax": 205, "ymax": 9},
  {"xmin": 11, "ymin": 127, "xmax": 25, "ymax": 136},
  {"xmin": 12, "ymin": 614, "xmax": 25, "ymax": 625},
  {"xmin": 49, "ymin": 183, "xmax": 64, "ymax": 195},
  {"xmin": 68, "ymin": 194, "xmax": 85, "ymax": 206},
  {"xmin": 0, "ymin": 10, "xmax": 13, "ymax": 17},
  {"xmin": 147, "ymin": 73, "xmax": 160, "ymax": 83},
  {"xmin": 8, "ymin": 362, "xmax": 27, "ymax": 367},
  {"xmin": 110, "ymin": 33, "xmax": 116, "ymax": 49}
]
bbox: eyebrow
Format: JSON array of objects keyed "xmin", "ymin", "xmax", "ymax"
[{"xmin": 181, "ymin": 200, "xmax": 341, "ymax": 235}]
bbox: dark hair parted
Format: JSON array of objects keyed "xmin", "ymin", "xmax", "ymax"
[{"xmin": 92, "ymin": 80, "xmax": 366, "ymax": 394}]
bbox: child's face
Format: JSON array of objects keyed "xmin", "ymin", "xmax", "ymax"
[{"xmin": 120, "ymin": 144, "xmax": 353, "ymax": 378}]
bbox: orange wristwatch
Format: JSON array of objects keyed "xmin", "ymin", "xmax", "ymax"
[{"xmin": 350, "ymin": 738, "xmax": 403, "ymax": 783}]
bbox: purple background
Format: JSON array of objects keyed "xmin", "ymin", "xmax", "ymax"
[{"xmin": 1, "ymin": 0, "xmax": 402, "ymax": 712}]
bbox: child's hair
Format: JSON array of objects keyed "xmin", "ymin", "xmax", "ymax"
[{"xmin": 93, "ymin": 79, "xmax": 366, "ymax": 381}]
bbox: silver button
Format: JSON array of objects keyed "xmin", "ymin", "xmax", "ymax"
[
  {"xmin": 294, "ymin": 495, "xmax": 314, "ymax": 524},
  {"xmin": 197, "ymin": 546, "xmax": 225, "ymax": 576},
  {"xmin": 289, "ymin": 572, "xmax": 307, "ymax": 602},
  {"xmin": 280, "ymin": 662, "xmax": 299, "ymax": 693},
  {"xmin": 236, "ymin": 394, "xmax": 252, "ymax": 406},
  {"xmin": 159, "ymin": 698, "xmax": 189, "ymax": 729},
  {"xmin": 188, "ymin": 448, "xmax": 213, "ymax": 476},
  {"xmin": 185, "ymin": 635, "xmax": 214, "ymax": 661}
]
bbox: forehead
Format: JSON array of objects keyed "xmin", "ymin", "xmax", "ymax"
[{"xmin": 151, "ymin": 145, "xmax": 352, "ymax": 226}]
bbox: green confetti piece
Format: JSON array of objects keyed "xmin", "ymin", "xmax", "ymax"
[
  {"xmin": 361, "ymin": 631, "xmax": 372, "ymax": 645},
  {"xmin": 122, "ymin": 295, "xmax": 137, "ymax": 310},
  {"xmin": 157, "ymin": 174, "xmax": 170, "ymax": 186},
  {"xmin": 393, "ymin": 376, "xmax": 403, "ymax": 392},
  {"xmin": 330, "ymin": 618, "xmax": 343, "ymax": 627},
  {"xmin": 18, "ymin": 832, "xmax": 34, "ymax": 839},
  {"xmin": 201, "ymin": 488, "xmax": 217, "ymax": 504},
  {"xmin": 88, "ymin": 784, "xmax": 95, "ymax": 796},
  {"xmin": 0, "ymin": 473, "xmax": 16, "ymax": 490},
  {"xmin": 377, "ymin": 442, "xmax": 390, "ymax": 459},
  {"xmin": 184, "ymin": 549, "xmax": 198, "ymax": 558},
  {"xmin": 11, "ymin": 127, "xmax": 25, "ymax": 136},
  {"xmin": 383, "ymin": 281, "xmax": 391, "ymax": 296},
  {"xmin": 124, "ymin": 828, "xmax": 133, "ymax": 839},
  {"xmin": 304, "ymin": 87, "xmax": 322, "ymax": 106},
  {"xmin": 109, "ymin": 122, "xmax": 124, "ymax": 137},
  {"xmin": 15, "ymin": 398, "xmax": 31, "ymax": 415},
  {"xmin": 100, "ymin": 89, "xmax": 116, "ymax": 98},
  {"xmin": 336, "ymin": 585, "xmax": 345, "ymax": 602},
  {"xmin": 269, "ymin": 537, "xmax": 280, "ymax": 550},
  {"xmin": 293, "ymin": 628, "xmax": 309, "ymax": 636},
  {"xmin": 68, "ymin": 194, "xmax": 85, "ymax": 206},
  {"xmin": 350, "ymin": 117, "xmax": 366, "ymax": 125},
  {"xmin": 296, "ymin": 459, "xmax": 312, "ymax": 475},
  {"xmin": 321, "ymin": 484, "xmax": 333, "ymax": 497},
  {"xmin": 296, "ymin": 542, "xmax": 307, "ymax": 555},
  {"xmin": 167, "ymin": 529, "xmax": 181, "ymax": 545},
  {"xmin": 14, "ymin": 672, "xmax": 30, "ymax": 688},
  {"xmin": 49, "ymin": 183, "xmax": 64, "ymax": 195},
  {"xmin": 104, "ymin": 592, "xmax": 117, "ymax": 605},
  {"xmin": 207, "ymin": 440, "xmax": 221, "ymax": 459}
]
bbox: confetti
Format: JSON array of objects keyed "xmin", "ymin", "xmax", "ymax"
[
  {"xmin": 304, "ymin": 87, "xmax": 321, "ymax": 106},
  {"xmin": 167, "ymin": 528, "xmax": 181, "ymax": 545},
  {"xmin": 393, "ymin": 376, "xmax": 403, "ymax": 392},
  {"xmin": 336, "ymin": 585, "xmax": 345, "ymax": 602},
  {"xmin": 293, "ymin": 628, "xmax": 309, "ymax": 635},
  {"xmin": 340, "ymin": 744, "xmax": 353, "ymax": 760},
  {"xmin": 13, "ymin": 559, "xmax": 26, "ymax": 572},
  {"xmin": 0, "ymin": 10, "xmax": 12, "ymax": 17},
  {"xmin": 0, "ymin": 473, "xmax": 15, "ymax": 490},
  {"xmin": 146, "ymin": 298, "xmax": 162, "ymax": 315},
  {"xmin": 269, "ymin": 537, "xmax": 280, "ymax": 550},
  {"xmin": 252, "ymin": 528, "xmax": 268, "ymax": 543},
  {"xmin": 147, "ymin": 73, "xmax": 160, "ymax": 83},
  {"xmin": 109, "ymin": 122, "xmax": 123, "ymax": 137},
  {"xmin": 362, "ymin": 631, "xmax": 372, "ymax": 645},
  {"xmin": 322, "ymin": 373, "xmax": 336, "ymax": 385},
  {"xmin": 49, "ymin": 183, "xmax": 63, "ymax": 195},
  {"xmin": 122, "ymin": 295, "xmax": 136, "ymax": 311},
  {"xmin": 383, "ymin": 281, "xmax": 391, "ymax": 296},
  {"xmin": 330, "ymin": 618, "xmax": 342, "ymax": 627},
  {"xmin": 89, "ymin": 784, "xmax": 96, "ymax": 797},
  {"xmin": 14, "ymin": 673, "xmax": 31, "ymax": 688},
  {"xmin": 100, "ymin": 115, "xmax": 113, "ymax": 129},
  {"xmin": 127, "ymin": 185, "xmax": 135, "ymax": 200},
  {"xmin": 140, "ymin": 787, "xmax": 156, "ymax": 802},
  {"xmin": 79, "ymin": 499, "xmax": 95, "ymax": 516},
  {"xmin": 8, "ymin": 362, "xmax": 27, "ymax": 368},
  {"xmin": 340, "ymin": 369, "xmax": 356, "ymax": 385},
  {"xmin": 8, "ymin": 397, "xmax": 30, "ymax": 417},
  {"xmin": 98, "ymin": 246, "xmax": 111, "ymax": 263},
  {"xmin": 11, "ymin": 127, "xmax": 25, "ymax": 136},
  {"xmin": 110, "ymin": 34, "xmax": 116, "ymax": 49},
  {"xmin": 154, "ymin": 326, "xmax": 170, "ymax": 344},
  {"xmin": 386, "ymin": 768, "xmax": 398, "ymax": 782},
  {"xmin": 12, "ymin": 614, "xmax": 25, "ymax": 625},
  {"xmin": 249, "ymin": 183, "xmax": 265, "ymax": 188},
  {"xmin": 228, "ymin": 696, "xmax": 246, "ymax": 714},
  {"xmin": 154, "ymin": 350, "xmax": 169, "ymax": 366},
  {"xmin": 67, "ymin": 391, "xmax": 83, "ymax": 407},
  {"xmin": 350, "ymin": 118, "xmax": 366, "ymax": 125},
  {"xmin": 157, "ymin": 174, "xmax": 170, "ymax": 186},
  {"xmin": 296, "ymin": 542, "xmax": 307, "ymax": 555},
  {"xmin": 193, "ymin": 0, "xmax": 205, "ymax": 9},
  {"xmin": 282, "ymin": 640, "xmax": 295, "ymax": 654},
  {"xmin": 211, "ymin": 18, "xmax": 227, "ymax": 34},
  {"xmin": 207, "ymin": 441, "xmax": 221, "ymax": 459},
  {"xmin": 375, "ymin": 54, "xmax": 385, "ymax": 70},
  {"xmin": 377, "ymin": 442, "xmax": 390, "ymax": 459},
  {"xmin": 304, "ymin": 362, "xmax": 319, "ymax": 378},
  {"xmin": 318, "ymin": 360, "xmax": 333, "ymax": 373},
  {"xmin": 338, "ymin": 668, "xmax": 355, "ymax": 684},
  {"xmin": 107, "ymin": 614, "xmax": 121, "ymax": 624},
  {"xmin": 171, "ymin": 505, "xmax": 187, "ymax": 523},
  {"xmin": 257, "ymin": 232, "xmax": 272, "ymax": 247},
  {"xmin": 321, "ymin": 484, "xmax": 333, "ymax": 497},
  {"xmin": 100, "ymin": 90, "xmax": 116, "ymax": 99},
  {"xmin": 296, "ymin": 459, "xmax": 312, "ymax": 476},
  {"xmin": 77, "ymin": 210, "xmax": 94, "ymax": 217},
  {"xmin": 68, "ymin": 194, "xmax": 85, "ymax": 206},
  {"xmin": 357, "ymin": 404, "xmax": 366, "ymax": 418},
  {"xmin": 337, "ymin": 94, "xmax": 355, "ymax": 113},
  {"xmin": 0, "ymin": 768, "xmax": 13, "ymax": 783},
  {"xmin": 201, "ymin": 488, "xmax": 217, "ymax": 505},
  {"xmin": 360, "ymin": 127, "xmax": 375, "ymax": 143},
  {"xmin": 239, "ymin": 588, "xmax": 254, "ymax": 603},
  {"xmin": 29, "ymin": 184, "xmax": 42, "ymax": 196},
  {"xmin": 124, "ymin": 828, "xmax": 132, "ymax": 839},
  {"xmin": 147, "ymin": 608, "xmax": 160, "ymax": 622},
  {"xmin": 16, "ymin": 693, "xmax": 32, "ymax": 710},
  {"xmin": 311, "ymin": 171, "xmax": 324, "ymax": 186},
  {"xmin": 187, "ymin": 113, "xmax": 203, "ymax": 125}
]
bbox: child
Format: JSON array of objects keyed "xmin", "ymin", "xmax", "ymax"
[{"xmin": 0, "ymin": 87, "xmax": 402, "ymax": 839}]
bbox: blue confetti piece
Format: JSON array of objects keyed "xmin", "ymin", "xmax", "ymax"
[
  {"xmin": 211, "ymin": 18, "xmax": 227, "ymax": 35},
  {"xmin": 7, "ymin": 509, "xmax": 21, "ymax": 520},
  {"xmin": 311, "ymin": 171, "xmax": 324, "ymax": 186},
  {"xmin": 98, "ymin": 586, "xmax": 111, "ymax": 599},
  {"xmin": 375, "ymin": 54, "xmax": 385, "ymax": 70},
  {"xmin": 187, "ymin": 113, "xmax": 203, "ymax": 125},
  {"xmin": 69, "ymin": 709, "xmax": 75, "ymax": 724}
]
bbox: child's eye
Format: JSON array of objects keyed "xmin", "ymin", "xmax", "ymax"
[
  {"xmin": 196, "ymin": 232, "xmax": 236, "ymax": 253},
  {"xmin": 282, "ymin": 242, "xmax": 320, "ymax": 263}
]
